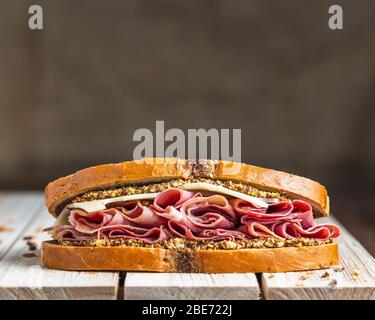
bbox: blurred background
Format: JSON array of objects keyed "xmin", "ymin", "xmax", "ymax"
[{"xmin": 0, "ymin": 0, "xmax": 374, "ymax": 253}]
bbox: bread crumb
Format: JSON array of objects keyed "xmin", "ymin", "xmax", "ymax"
[
  {"xmin": 328, "ymin": 279, "xmax": 337, "ymax": 289},
  {"xmin": 351, "ymin": 270, "xmax": 361, "ymax": 280},
  {"xmin": 333, "ymin": 266, "xmax": 345, "ymax": 272},
  {"xmin": 295, "ymin": 283, "xmax": 304, "ymax": 287},
  {"xmin": 0, "ymin": 225, "xmax": 12, "ymax": 233},
  {"xmin": 352, "ymin": 270, "xmax": 361, "ymax": 276},
  {"xmin": 268, "ymin": 274, "xmax": 275, "ymax": 279},
  {"xmin": 35, "ymin": 227, "xmax": 44, "ymax": 233},
  {"xmin": 22, "ymin": 252, "xmax": 37, "ymax": 258},
  {"xmin": 23, "ymin": 235, "xmax": 35, "ymax": 241},
  {"xmin": 27, "ymin": 240, "xmax": 37, "ymax": 251},
  {"xmin": 298, "ymin": 273, "xmax": 310, "ymax": 281},
  {"xmin": 321, "ymin": 271, "xmax": 330, "ymax": 279}
]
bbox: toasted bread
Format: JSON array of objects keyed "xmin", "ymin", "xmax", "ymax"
[
  {"xmin": 45, "ymin": 158, "xmax": 329, "ymax": 218},
  {"xmin": 41, "ymin": 241, "xmax": 338, "ymax": 273}
]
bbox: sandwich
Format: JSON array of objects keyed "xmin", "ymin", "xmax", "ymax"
[{"xmin": 42, "ymin": 158, "xmax": 340, "ymax": 273}]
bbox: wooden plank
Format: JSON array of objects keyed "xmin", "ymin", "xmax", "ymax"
[
  {"xmin": 0, "ymin": 194, "xmax": 119, "ymax": 300},
  {"xmin": 0, "ymin": 192, "xmax": 43, "ymax": 259},
  {"xmin": 262, "ymin": 217, "xmax": 375, "ymax": 300},
  {"xmin": 124, "ymin": 273, "xmax": 260, "ymax": 300}
]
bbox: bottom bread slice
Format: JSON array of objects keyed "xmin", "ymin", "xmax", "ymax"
[{"xmin": 41, "ymin": 241, "xmax": 338, "ymax": 273}]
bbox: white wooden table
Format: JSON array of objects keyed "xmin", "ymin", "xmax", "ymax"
[{"xmin": 0, "ymin": 192, "xmax": 374, "ymax": 300}]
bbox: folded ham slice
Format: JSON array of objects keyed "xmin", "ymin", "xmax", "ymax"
[
  {"xmin": 167, "ymin": 221, "xmax": 197, "ymax": 239},
  {"xmin": 98, "ymin": 224, "xmax": 170, "ymax": 243},
  {"xmin": 270, "ymin": 221, "xmax": 341, "ymax": 239},
  {"xmin": 106, "ymin": 201, "xmax": 166, "ymax": 228},
  {"xmin": 237, "ymin": 222, "xmax": 284, "ymax": 240},
  {"xmin": 152, "ymin": 189, "xmax": 237, "ymax": 230},
  {"xmin": 234, "ymin": 199, "xmax": 316, "ymax": 228},
  {"xmin": 231, "ymin": 199, "xmax": 293, "ymax": 220},
  {"xmin": 234, "ymin": 198, "xmax": 338, "ymax": 239},
  {"xmin": 155, "ymin": 206, "xmax": 201, "ymax": 232},
  {"xmin": 54, "ymin": 225, "xmax": 98, "ymax": 241},
  {"xmin": 69, "ymin": 208, "xmax": 129, "ymax": 234},
  {"xmin": 152, "ymin": 188, "xmax": 195, "ymax": 211},
  {"xmin": 167, "ymin": 221, "xmax": 248, "ymax": 241},
  {"xmin": 180, "ymin": 194, "xmax": 237, "ymax": 229}
]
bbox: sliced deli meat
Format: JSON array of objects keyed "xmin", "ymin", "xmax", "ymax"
[
  {"xmin": 180, "ymin": 194, "xmax": 237, "ymax": 229},
  {"xmin": 106, "ymin": 201, "xmax": 166, "ymax": 228},
  {"xmin": 152, "ymin": 188, "xmax": 196, "ymax": 211},
  {"xmin": 167, "ymin": 221, "xmax": 200, "ymax": 239},
  {"xmin": 270, "ymin": 221, "xmax": 341, "ymax": 239},
  {"xmin": 54, "ymin": 225, "xmax": 98, "ymax": 241},
  {"xmin": 155, "ymin": 206, "xmax": 200, "ymax": 232},
  {"xmin": 238, "ymin": 222, "xmax": 284, "ymax": 240},
  {"xmin": 98, "ymin": 224, "xmax": 170, "ymax": 243},
  {"xmin": 50, "ymin": 187, "xmax": 340, "ymax": 243},
  {"xmin": 69, "ymin": 208, "xmax": 130, "ymax": 234},
  {"xmin": 167, "ymin": 221, "xmax": 249, "ymax": 241},
  {"xmin": 231, "ymin": 199, "xmax": 295, "ymax": 220}
]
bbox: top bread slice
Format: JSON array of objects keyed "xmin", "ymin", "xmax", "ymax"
[{"xmin": 44, "ymin": 158, "xmax": 329, "ymax": 218}]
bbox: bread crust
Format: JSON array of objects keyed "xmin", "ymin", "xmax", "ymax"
[
  {"xmin": 41, "ymin": 241, "xmax": 338, "ymax": 273},
  {"xmin": 45, "ymin": 158, "xmax": 329, "ymax": 218}
]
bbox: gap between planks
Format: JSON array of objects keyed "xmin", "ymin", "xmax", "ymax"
[
  {"xmin": 0, "ymin": 193, "xmax": 119, "ymax": 300},
  {"xmin": 261, "ymin": 217, "xmax": 375, "ymax": 300}
]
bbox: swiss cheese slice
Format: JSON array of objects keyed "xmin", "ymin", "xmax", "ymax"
[
  {"xmin": 182, "ymin": 182, "xmax": 269, "ymax": 208},
  {"xmin": 55, "ymin": 193, "xmax": 158, "ymax": 226}
]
